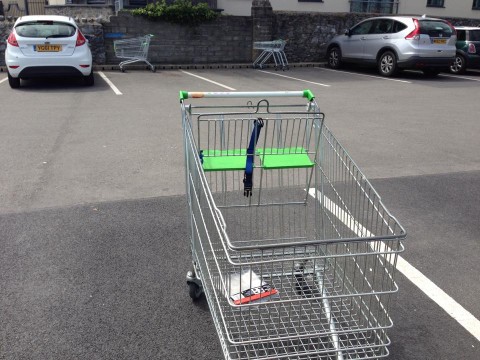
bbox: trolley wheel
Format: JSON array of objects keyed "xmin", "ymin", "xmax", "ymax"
[
  {"xmin": 151, "ymin": 66, "xmax": 156, "ymax": 73},
  {"xmin": 188, "ymin": 282, "xmax": 202, "ymax": 300},
  {"xmin": 120, "ymin": 67, "xmax": 125, "ymax": 73}
]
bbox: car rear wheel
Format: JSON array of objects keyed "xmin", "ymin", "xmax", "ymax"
[
  {"xmin": 8, "ymin": 73, "xmax": 20, "ymax": 89},
  {"xmin": 327, "ymin": 47, "xmax": 342, "ymax": 69},
  {"xmin": 84, "ymin": 71, "xmax": 94, "ymax": 86},
  {"xmin": 450, "ymin": 54, "xmax": 466, "ymax": 74},
  {"xmin": 378, "ymin": 51, "xmax": 397, "ymax": 77}
]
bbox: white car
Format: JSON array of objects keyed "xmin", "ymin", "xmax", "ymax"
[{"xmin": 5, "ymin": 15, "xmax": 94, "ymax": 88}]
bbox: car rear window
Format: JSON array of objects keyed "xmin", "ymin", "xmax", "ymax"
[
  {"xmin": 418, "ymin": 20, "xmax": 453, "ymax": 38},
  {"xmin": 15, "ymin": 21, "xmax": 76, "ymax": 38},
  {"xmin": 469, "ymin": 30, "xmax": 480, "ymax": 41}
]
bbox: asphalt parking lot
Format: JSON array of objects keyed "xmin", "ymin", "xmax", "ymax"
[{"xmin": 0, "ymin": 65, "xmax": 479, "ymax": 360}]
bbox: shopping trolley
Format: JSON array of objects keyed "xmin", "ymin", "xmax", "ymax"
[
  {"xmin": 253, "ymin": 40, "xmax": 289, "ymax": 70},
  {"xmin": 113, "ymin": 34, "xmax": 156, "ymax": 72},
  {"xmin": 180, "ymin": 90, "xmax": 406, "ymax": 360}
]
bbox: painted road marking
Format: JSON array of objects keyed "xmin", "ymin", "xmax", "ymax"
[
  {"xmin": 308, "ymin": 188, "xmax": 480, "ymax": 342},
  {"xmin": 258, "ymin": 70, "xmax": 331, "ymax": 87},
  {"xmin": 0, "ymin": 77, "xmax": 8, "ymax": 84},
  {"xmin": 98, "ymin": 71, "xmax": 122, "ymax": 95},
  {"xmin": 440, "ymin": 73, "xmax": 480, "ymax": 82},
  {"xmin": 180, "ymin": 70, "xmax": 236, "ymax": 90},
  {"xmin": 317, "ymin": 67, "xmax": 412, "ymax": 83}
]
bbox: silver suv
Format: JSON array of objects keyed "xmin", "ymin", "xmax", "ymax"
[{"xmin": 326, "ymin": 16, "xmax": 457, "ymax": 77}]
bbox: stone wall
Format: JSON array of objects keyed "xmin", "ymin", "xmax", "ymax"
[
  {"xmin": 0, "ymin": 19, "xmax": 13, "ymax": 65},
  {"xmin": 272, "ymin": 12, "xmax": 370, "ymax": 63},
  {"xmin": 45, "ymin": 5, "xmax": 115, "ymax": 20},
  {"xmin": 103, "ymin": 12, "xmax": 253, "ymax": 65}
]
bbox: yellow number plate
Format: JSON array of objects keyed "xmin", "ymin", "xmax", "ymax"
[
  {"xmin": 35, "ymin": 45, "xmax": 62, "ymax": 52},
  {"xmin": 433, "ymin": 39, "xmax": 447, "ymax": 45}
]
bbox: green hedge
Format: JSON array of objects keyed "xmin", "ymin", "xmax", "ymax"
[{"xmin": 130, "ymin": 0, "xmax": 220, "ymax": 25}]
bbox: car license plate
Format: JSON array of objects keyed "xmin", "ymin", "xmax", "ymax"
[
  {"xmin": 35, "ymin": 45, "xmax": 62, "ymax": 52},
  {"xmin": 433, "ymin": 39, "xmax": 447, "ymax": 45}
]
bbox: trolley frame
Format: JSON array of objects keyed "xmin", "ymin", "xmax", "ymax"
[
  {"xmin": 113, "ymin": 34, "xmax": 156, "ymax": 72},
  {"xmin": 253, "ymin": 40, "xmax": 289, "ymax": 70},
  {"xmin": 180, "ymin": 90, "xmax": 406, "ymax": 360}
]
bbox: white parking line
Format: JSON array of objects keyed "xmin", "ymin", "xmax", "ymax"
[
  {"xmin": 98, "ymin": 71, "xmax": 122, "ymax": 95},
  {"xmin": 258, "ymin": 70, "xmax": 331, "ymax": 87},
  {"xmin": 180, "ymin": 70, "xmax": 236, "ymax": 90},
  {"xmin": 440, "ymin": 73, "xmax": 480, "ymax": 82},
  {"xmin": 308, "ymin": 188, "xmax": 480, "ymax": 342},
  {"xmin": 317, "ymin": 67, "xmax": 412, "ymax": 83},
  {"xmin": 0, "ymin": 77, "xmax": 8, "ymax": 84}
]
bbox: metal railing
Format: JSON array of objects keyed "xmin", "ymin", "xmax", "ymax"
[
  {"xmin": 66, "ymin": 0, "xmax": 115, "ymax": 4},
  {"xmin": 350, "ymin": 0, "xmax": 399, "ymax": 14}
]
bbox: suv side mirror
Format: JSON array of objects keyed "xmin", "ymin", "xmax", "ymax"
[{"xmin": 345, "ymin": 29, "xmax": 351, "ymax": 37}]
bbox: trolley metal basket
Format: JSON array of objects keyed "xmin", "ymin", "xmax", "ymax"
[
  {"xmin": 180, "ymin": 90, "xmax": 406, "ymax": 360},
  {"xmin": 253, "ymin": 40, "xmax": 289, "ymax": 70},
  {"xmin": 113, "ymin": 34, "xmax": 156, "ymax": 72}
]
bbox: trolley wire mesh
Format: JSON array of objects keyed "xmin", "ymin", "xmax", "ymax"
[{"xmin": 181, "ymin": 91, "xmax": 406, "ymax": 360}]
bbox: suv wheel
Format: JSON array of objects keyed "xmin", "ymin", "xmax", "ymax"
[
  {"xmin": 8, "ymin": 73, "xmax": 20, "ymax": 89},
  {"xmin": 450, "ymin": 54, "xmax": 466, "ymax": 74},
  {"xmin": 327, "ymin": 47, "xmax": 342, "ymax": 69},
  {"xmin": 378, "ymin": 51, "xmax": 397, "ymax": 77}
]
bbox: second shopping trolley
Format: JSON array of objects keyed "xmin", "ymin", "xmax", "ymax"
[
  {"xmin": 253, "ymin": 40, "xmax": 289, "ymax": 70},
  {"xmin": 114, "ymin": 34, "xmax": 156, "ymax": 72},
  {"xmin": 180, "ymin": 90, "xmax": 406, "ymax": 360}
]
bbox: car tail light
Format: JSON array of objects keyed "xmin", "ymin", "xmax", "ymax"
[
  {"xmin": 468, "ymin": 43, "xmax": 476, "ymax": 54},
  {"xmin": 76, "ymin": 31, "xmax": 86, "ymax": 47},
  {"xmin": 405, "ymin": 19, "xmax": 421, "ymax": 40},
  {"xmin": 7, "ymin": 32, "xmax": 19, "ymax": 47}
]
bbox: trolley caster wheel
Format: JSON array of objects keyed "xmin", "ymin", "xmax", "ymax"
[
  {"xmin": 151, "ymin": 66, "xmax": 156, "ymax": 73},
  {"xmin": 188, "ymin": 282, "xmax": 203, "ymax": 301},
  {"xmin": 120, "ymin": 67, "xmax": 125, "ymax": 73}
]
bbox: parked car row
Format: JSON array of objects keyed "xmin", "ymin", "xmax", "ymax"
[
  {"xmin": 326, "ymin": 15, "xmax": 480, "ymax": 77},
  {"xmin": 3, "ymin": 15, "xmax": 480, "ymax": 88}
]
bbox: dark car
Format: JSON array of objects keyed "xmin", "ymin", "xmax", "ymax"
[{"xmin": 450, "ymin": 26, "xmax": 480, "ymax": 74}]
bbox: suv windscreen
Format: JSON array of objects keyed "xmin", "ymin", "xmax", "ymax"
[
  {"xmin": 15, "ymin": 21, "xmax": 76, "ymax": 38},
  {"xmin": 418, "ymin": 20, "xmax": 453, "ymax": 38}
]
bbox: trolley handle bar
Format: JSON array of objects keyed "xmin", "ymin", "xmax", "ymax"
[{"xmin": 179, "ymin": 90, "xmax": 315, "ymax": 102}]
